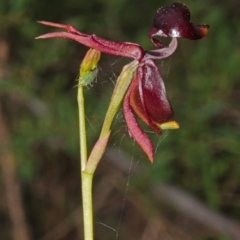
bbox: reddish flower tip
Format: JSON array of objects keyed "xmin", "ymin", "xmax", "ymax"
[
  {"xmin": 123, "ymin": 76, "xmax": 155, "ymax": 162},
  {"xmin": 149, "ymin": 2, "xmax": 209, "ymax": 47}
]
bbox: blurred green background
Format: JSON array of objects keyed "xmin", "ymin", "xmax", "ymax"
[{"xmin": 0, "ymin": 0, "xmax": 240, "ymax": 239}]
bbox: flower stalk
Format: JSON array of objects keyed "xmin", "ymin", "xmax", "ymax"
[
  {"xmin": 78, "ymin": 84, "xmax": 94, "ymax": 239},
  {"xmin": 77, "ymin": 50, "xmax": 138, "ymax": 240},
  {"xmin": 77, "ymin": 49, "xmax": 100, "ymax": 239},
  {"xmin": 78, "ymin": 85, "xmax": 88, "ymax": 171}
]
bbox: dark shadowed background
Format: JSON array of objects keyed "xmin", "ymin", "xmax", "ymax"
[{"xmin": 0, "ymin": 0, "xmax": 240, "ymax": 239}]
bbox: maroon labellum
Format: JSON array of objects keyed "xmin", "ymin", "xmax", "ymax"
[{"xmin": 149, "ymin": 2, "xmax": 209, "ymax": 48}]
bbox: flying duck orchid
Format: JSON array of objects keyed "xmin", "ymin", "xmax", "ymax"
[{"xmin": 36, "ymin": 2, "xmax": 209, "ymax": 162}]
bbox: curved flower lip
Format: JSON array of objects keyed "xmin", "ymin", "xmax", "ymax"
[{"xmin": 149, "ymin": 3, "xmax": 209, "ymax": 47}]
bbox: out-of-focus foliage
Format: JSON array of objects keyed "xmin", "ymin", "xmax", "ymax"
[{"xmin": 0, "ymin": 0, "xmax": 240, "ymax": 239}]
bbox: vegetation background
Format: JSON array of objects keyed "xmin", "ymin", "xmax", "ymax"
[{"xmin": 0, "ymin": 0, "xmax": 240, "ymax": 239}]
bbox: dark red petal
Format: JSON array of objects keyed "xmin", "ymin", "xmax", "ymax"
[
  {"xmin": 140, "ymin": 59, "xmax": 174, "ymax": 124},
  {"xmin": 129, "ymin": 59, "xmax": 174, "ymax": 133},
  {"xmin": 129, "ymin": 67, "xmax": 161, "ymax": 134},
  {"xmin": 123, "ymin": 85, "xmax": 154, "ymax": 162},
  {"xmin": 149, "ymin": 2, "xmax": 209, "ymax": 45},
  {"xmin": 36, "ymin": 21, "xmax": 144, "ymax": 60},
  {"xmin": 129, "ymin": 74, "xmax": 155, "ymax": 130}
]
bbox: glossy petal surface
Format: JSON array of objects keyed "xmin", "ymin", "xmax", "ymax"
[
  {"xmin": 141, "ymin": 59, "xmax": 174, "ymax": 123},
  {"xmin": 149, "ymin": 3, "xmax": 209, "ymax": 47},
  {"xmin": 130, "ymin": 59, "xmax": 174, "ymax": 133}
]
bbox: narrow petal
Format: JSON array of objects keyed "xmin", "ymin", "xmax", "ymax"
[
  {"xmin": 123, "ymin": 86, "xmax": 154, "ymax": 162},
  {"xmin": 100, "ymin": 60, "xmax": 139, "ymax": 137},
  {"xmin": 36, "ymin": 21, "xmax": 144, "ymax": 60},
  {"xmin": 149, "ymin": 3, "xmax": 209, "ymax": 46}
]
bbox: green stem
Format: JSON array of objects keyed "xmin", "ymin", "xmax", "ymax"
[
  {"xmin": 78, "ymin": 86, "xmax": 88, "ymax": 170},
  {"xmin": 81, "ymin": 171, "xmax": 93, "ymax": 240},
  {"xmin": 77, "ymin": 60, "xmax": 138, "ymax": 240},
  {"xmin": 78, "ymin": 86, "xmax": 94, "ymax": 240}
]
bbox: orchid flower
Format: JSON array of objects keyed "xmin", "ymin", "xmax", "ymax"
[{"xmin": 36, "ymin": 2, "xmax": 209, "ymax": 162}]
